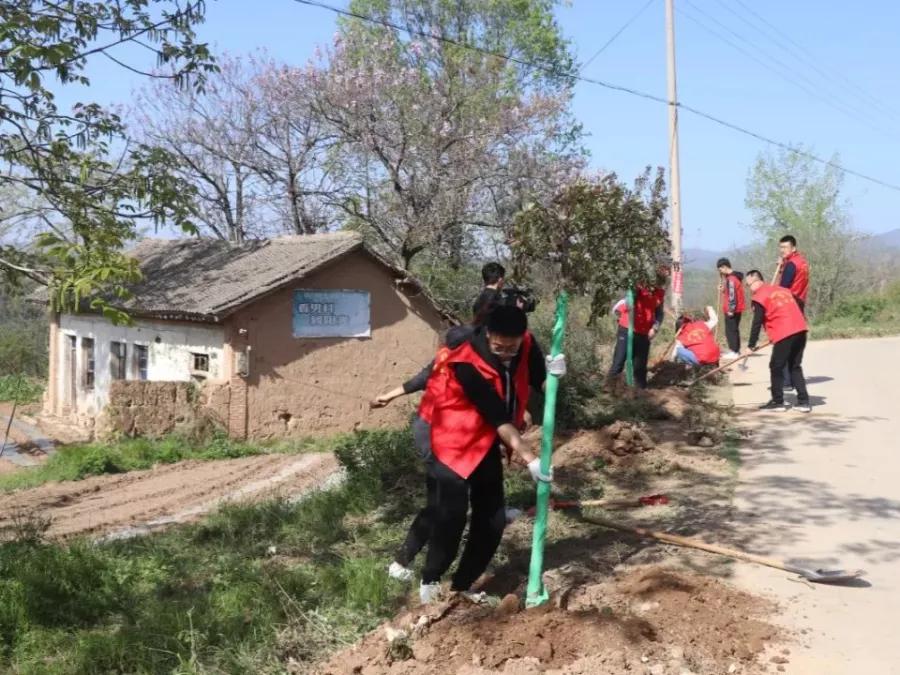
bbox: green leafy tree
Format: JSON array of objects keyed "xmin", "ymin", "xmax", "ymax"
[
  {"xmin": 0, "ymin": 0, "xmax": 216, "ymax": 321},
  {"xmin": 745, "ymin": 146, "xmax": 862, "ymax": 316},
  {"xmin": 511, "ymin": 168, "xmax": 671, "ymax": 320}
]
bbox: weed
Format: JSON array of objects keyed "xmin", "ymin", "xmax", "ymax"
[{"xmin": 0, "ymin": 428, "xmax": 419, "ymax": 674}]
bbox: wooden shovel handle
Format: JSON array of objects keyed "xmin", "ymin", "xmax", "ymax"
[
  {"xmin": 583, "ymin": 515, "xmax": 794, "ymax": 574},
  {"xmin": 689, "ymin": 342, "xmax": 771, "ymax": 386}
]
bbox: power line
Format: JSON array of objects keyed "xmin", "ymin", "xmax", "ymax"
[
  {"xmin": 679, "ymin": 0, "xmax": 896, "ymax": 138},
  {"xmin": 580, "ymin": 0, "xmax": 657, "ymax": 73},
  {"xmin": 288, "ymin": 0, "xmax": 900, "ymax": 194},
  {"xmin": 726, "ymin": 0, "xmax": 900, "ymax": 122}
]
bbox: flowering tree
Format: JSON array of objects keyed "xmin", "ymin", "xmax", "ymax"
[{"xmin": 314, "ymin": 0, "xmax": 584, "ymax": 268}]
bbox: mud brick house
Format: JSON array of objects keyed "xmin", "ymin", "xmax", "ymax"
[{"xmin": 40, "ymin": 232, "xmax": 448, "ymax": 439}]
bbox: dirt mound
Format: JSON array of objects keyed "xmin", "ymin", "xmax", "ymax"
[
  {"xmin": 0, "ymin": 452, "xmax": 338, "ymax": 540},
  {"xmin": 649, "ymin": 361, "xmax": 691, "ymax": 387},
  {"xmin": 606, "ymin": 421, "xmax": 656, "ymax": 456},
  {"xmin": 316, "ymin": 566, "xmax": 778, "ymax": 675}
]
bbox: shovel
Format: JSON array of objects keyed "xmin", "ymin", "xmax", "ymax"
[
  {"xmin": 583, "ymin": 515, "xmax": 866, "ymax": 585},
  {"xmin": 688, "ymin": 342, "xmax": 771, "ymax": 387},
  {"xmin": 526, "ymin": 494, "xmax": 669, "ymax": 517}
]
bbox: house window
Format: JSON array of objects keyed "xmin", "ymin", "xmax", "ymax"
[
  {"xmin": 81, "ymin": 338, "xmax": 95, "ymax": 390},
  {"xmin": 110, "ymin": 341, "xmax": 127, "ymax": 380},
  {"xmin": 133, "ymin": 345, "xmax": 149, "ymax": 381},
  {"xmin": 191, "ymin": 353, "xmax": 210, "ymax": 374}
]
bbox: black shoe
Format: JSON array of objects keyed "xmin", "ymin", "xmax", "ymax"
[{"xmin": 758, "ymin": 400, "xmax": 789, "ymax": 412}]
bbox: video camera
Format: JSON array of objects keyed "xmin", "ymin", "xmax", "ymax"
[{"xmin": 499, "ymin": 286, "xmax": 538, "ymax": 313}]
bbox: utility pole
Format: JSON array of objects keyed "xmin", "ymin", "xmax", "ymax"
[{"xmin": 665, "ymin": 0, "xmax": 684, "ymax": 315}]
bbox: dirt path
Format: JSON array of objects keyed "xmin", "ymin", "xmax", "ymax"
[
  {"xmin": 0, "ymin": 452, "xmax": 339, "ymax": 540},
  {"xmin": 728, "ymin": 336, "xmax": 900, "ymax": 674}
]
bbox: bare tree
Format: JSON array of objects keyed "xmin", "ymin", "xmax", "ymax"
[{"xmin": 132, "ymin": 55, "xmax": 269, "ymax": 243}]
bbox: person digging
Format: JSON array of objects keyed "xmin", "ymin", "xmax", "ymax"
[
  {"xmin": 672, "ymin": 306, "xmax": 721, "ymax": 368},
  {"xmin": 607, "ymin": 271, "xmax": 667, "ymax": 389},
  {"xmin": 418, "ymin": 306, "xmax": 563, "ymax": 604},
  {"xmin": 743, "ymin": 270, "xmax": 811, "ymax": 413}
]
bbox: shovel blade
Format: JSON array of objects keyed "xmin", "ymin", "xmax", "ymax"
[{"xmin": 802, "ymin": 568, "xmax": 867, "ymax": 584}]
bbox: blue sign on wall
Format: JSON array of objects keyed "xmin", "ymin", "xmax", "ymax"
[{"xmin": 292, "ymin": 289, "xmax": 371, "ymax": 338}]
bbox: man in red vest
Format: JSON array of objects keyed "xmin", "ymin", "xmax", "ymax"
[
  {"xmin": 419, "ymin": 305, "xmax": 561, "ymax": 604},
  {"xmin": 716, "ymin": 258, "xmax": 745, "ymax": 359},
  {"xmin": 607, "ymin": 273, "xmax": 667, "ymax": 388},
  {"xmin": 673, "ymin": 307, "xmax": 721, "ymax": 367},
  {"xmin": 776, "ymin": 234, "xmax": 810, "ymax": 390},
  {"xmin": 777, "ymin": 235, "xmax": 810, "ymax": 312},
  {"xmin": 743, "ymin": 270, "xmax": 811, "ymax": 412}
]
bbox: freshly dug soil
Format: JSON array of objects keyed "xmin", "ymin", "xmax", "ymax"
[{"xmin": 316, "ymin": 565, "xmax": 779, "ymax": 675}]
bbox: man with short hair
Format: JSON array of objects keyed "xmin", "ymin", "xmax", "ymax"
[
  {"xmin": 419, "ymin": 306, "xmax": 561, "ymax": 604},
  {"xmin": 716, "ymin": 258, "xmax": 745, "ymax": 359},
  {"xmin": 743, "ymin": 270, "xmax": 811, "ymax": 413},
  {"xmin": 777, "ymin": 235, "xmax": 810, "ymax": 312},
  {"xmin": 673, "ymin": 307, "xmax": 720, "ymax": 367},
  {"xmin": 776, "ymin": 235, "xmax": 810, "ymax": 390},
  {"xmin": 472, "ymin": 262, "xmax": 506, "ymax": 320}
]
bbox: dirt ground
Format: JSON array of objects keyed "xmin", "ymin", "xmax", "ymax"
[
  {"xmin": 318, "ymin": 566, "xmax": 776, "ymax": 675},
  {"xmin": 0, "ymin": 452, "xmax": 338, "ymax": 540},
  {"xmin": 315, "ymin": 385, "xmax": 786, "ymax": 675}
]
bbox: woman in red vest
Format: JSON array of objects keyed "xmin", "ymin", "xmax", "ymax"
[
  {"xmin": 607, "ymin": 278, "xmax": 667, "ymax": 388},
  {"xmin": 419, "ymin": 306, "xmax": 560, "ymax": 604},
  {"xmin": 674, "ymin": 307, "xmax": 721, "ymax": 367},
  {"xmin": 744, "ymin": 270, "xmax": 811, "ymax": 412}
]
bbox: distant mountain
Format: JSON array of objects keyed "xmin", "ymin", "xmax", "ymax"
[
  {"xmin": 867, "ymin": 228, "xmax": 900, "ymax": 249},
  {"xmin": 682, "ymin": 248, "xmax": 723, "ymax": 270},
  {"xmin": 682, "ymin": 229, "xmax": 900, "ymax": 270}
]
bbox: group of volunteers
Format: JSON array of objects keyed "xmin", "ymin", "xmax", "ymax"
[{"xmin": 369, "ymin": 235, "xmax": 812, "ymax": 604}]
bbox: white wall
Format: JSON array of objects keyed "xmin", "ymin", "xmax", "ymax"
[{"xmin": 57, "ymin": 314, "xmax": 225, "ymax": 417}]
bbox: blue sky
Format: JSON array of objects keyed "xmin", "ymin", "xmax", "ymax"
[{"xmin": 58, "ymin": 0, "xmax": 900, "ymax": 251}]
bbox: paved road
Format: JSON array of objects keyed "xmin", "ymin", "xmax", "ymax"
[{"xmin": 729, "ymin": 336, "xmax": 900, "ymax": 674}]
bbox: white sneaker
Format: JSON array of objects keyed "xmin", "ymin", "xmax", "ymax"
[
  {"xmin": 388, "ymin": 561, "xmax": 414, "ymax": 582},
  {"xmin": 419, "ymin": 582, "xmax": 442, "ymax": 604},
  {"xmin": 722, "ymin": 351, "xmax": 740, "ymax": 361}
]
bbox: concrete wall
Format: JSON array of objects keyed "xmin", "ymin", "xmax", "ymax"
[
  {"xmin": 226, "ymin": 250, "xmax": 444, "ymax": 438},
  {"xmin": 50, "ymin": 314, "xmax": 225, "ymax": 427}
]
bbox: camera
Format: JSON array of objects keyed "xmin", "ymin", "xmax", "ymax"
[{"xmin": 500, "ymin": 286, "xmax": 537, "ymax": 313}]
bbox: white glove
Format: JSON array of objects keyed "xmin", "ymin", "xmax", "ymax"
[
  {"xmin": 546, "ymin": 353, "xmax": 567, "ymax": 377},
  {"xmin": 527, "ymin": 457, "xmax": 553, "ymax": 483}
]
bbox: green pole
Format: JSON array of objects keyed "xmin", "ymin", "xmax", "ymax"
[
  {"xmin": 525, "ymin": 291, "xmax": 569, "ymax": 608},
  {"xmin": 625, "ymin": 288, "xmax": 635, "ymax": 387}
]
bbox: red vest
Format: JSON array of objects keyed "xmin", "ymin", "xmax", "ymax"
[
  {"xmin": 784, "ymin": 251, "xmax": 809, "ymax": 302},
  {"xmin": 417, "ymin": 346, "xmax": 452, "ymax": 425},
  {"xmin": 752, "ymin": 284, "xmax": 807, "ymax": 343},
  {"xmin": 721, "ymin": 274, "xmax": 746, "ymax": 313},
  {"xmin": 618, "ymin": 287, "xmax": 665, "ymax": 335},
  {"xmin": 678, "ymin": 321, "xmax": 721, "ymax": 365},
  {"xmin": 429, "ymin": 333, "xmax": 532, "ymax": 479}
]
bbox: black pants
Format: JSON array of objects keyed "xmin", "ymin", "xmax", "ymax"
[
  {"xmin": 783, "ymin": 299, "xmax": 806, "ymax": 387},
  {"xmin": 395, "ymin": 416, "xmax": 433, "ymax": 567},
  {"xmin": 770, "ymin": 332, "xmax": 809, "ymax": 405},
  {"xmin": 422, "ymin": 446, "xmax": 506, "ymax": 591},
  {"xmin": 724, "ymin": 312, "xmax": 742, "ymax": 353},
  {"xmin": 609, "ymin": 326, "xmax": 650, "ymax": 388}
]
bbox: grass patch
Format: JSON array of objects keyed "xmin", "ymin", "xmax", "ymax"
[
  {"xmin": 0, "ymin": 433, "xmax": 334, "ymax": 493},
  {"xmin": 0, "ymin": 376, "xmax": 44, "ymax": 405},
  {"xmin": 811, "ymin": 280, "xmax": 900, "ymax": 340},
  {"xmin": 718, "ymin": 428, "xmax": 743, "ymax": 472},
  {"xmin": 0, "ymin": 429, "xmax": 421, "ymax": 674}
]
